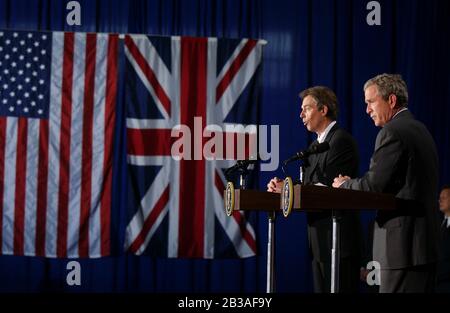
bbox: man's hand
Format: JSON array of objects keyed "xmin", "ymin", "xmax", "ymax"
[
  {"xmin": 332, "ymin": 174, "xmax": 351, "ymax": 188},
  {"xmin": 267, "ymin": 177, "xmax": 283, "ymax": 193},
  {"xmin": 360, "ymin": 267, "xmax": 369, "ymax": 282}
]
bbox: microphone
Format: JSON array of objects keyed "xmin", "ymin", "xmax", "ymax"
[
  {"xmin": 224, "ymin": 159, "xmax": 257, "ymax": 175},
  {"xmin": 283, "ymin": 141, "xmax": 330, "ymax": 165}
]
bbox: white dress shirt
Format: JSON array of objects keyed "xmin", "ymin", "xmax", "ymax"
[{"xmin": 317, "ymin": 121, "xmax": 336, "ymax": 143}]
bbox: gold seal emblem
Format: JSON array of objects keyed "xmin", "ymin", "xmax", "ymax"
[
  {"xmin": 225, "ymin": 182, "xmax": 235, "ymax": 217},
  {"xmin": 282, "ymin": 177, "xmax": 294, "ymax": 217}
]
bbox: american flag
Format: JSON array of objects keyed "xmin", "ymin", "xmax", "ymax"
[
  {"xmin": 0, "ymin": 30, "xmax": 118, "ymax": 258},
  {"xmin": 125, "ymin": 35, "xmax": 262, "ymax": 258}
]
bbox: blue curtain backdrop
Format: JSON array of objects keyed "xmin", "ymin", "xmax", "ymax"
[{"xmin": 0, "ymin": 0, "xmax": 449, "ymax": 292}]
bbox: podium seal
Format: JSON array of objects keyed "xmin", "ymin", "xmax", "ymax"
[
  {"xmin": 225, "ymin": 182, "xmax": 235, "ymax": 217},
  {"xmin": 282, "ymin": 177, "xmax": 293, "ymax": 217}
]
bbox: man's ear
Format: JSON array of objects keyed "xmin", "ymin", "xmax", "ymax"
[
  {"xmin": 389, "ymin": 94, "xmax": 397, "ymax": 109},
  {"xmin": 321, "ymin": 105, "xmax": 329, "ymax": 116}
]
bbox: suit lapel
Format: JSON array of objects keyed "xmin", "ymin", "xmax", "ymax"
[{"xmin": 307, "ymin": 124, "xmax": 339, "ymax": 182}]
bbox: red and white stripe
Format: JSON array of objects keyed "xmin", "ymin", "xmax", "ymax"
[
  {"xmin": 0, "ymin": 32, "xmax": 118, "ymax": 258},
  {"xmin": 125, "ymin": 35, "xmax": 261, "ymax": 258}
]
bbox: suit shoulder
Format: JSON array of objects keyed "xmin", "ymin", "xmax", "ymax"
[
  {"xmin": 382, "ymin": 114, "xmax": 422, "ymax": 138},
  {"xmin": 383, "ymin": 113, "xmax": 437, "ymax": 151},
  {"xmin": 384, "ymin": 111, "xmax": 421, "ymax": 131},
  {"xmin": 330, "ymin": 127, "xmax": 357, "ymax": 145},
  {"xmin": 333, "ymin": 127, "xmax": 353, "ymax": 138},
  {"xmin": 375, "ymin": 125, "xmax": 401, "ymax": 146}
]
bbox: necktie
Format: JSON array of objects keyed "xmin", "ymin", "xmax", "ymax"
[{"xmin": 442, "ymin": 218, "xmax": 449, "ymax": 229}]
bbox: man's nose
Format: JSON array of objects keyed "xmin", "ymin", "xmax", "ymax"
[{"xmin": 366, "ymin": 104, "xmax": 371, "ymax": 114}]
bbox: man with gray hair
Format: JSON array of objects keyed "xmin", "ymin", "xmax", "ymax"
[{"xmin": 333, "ymin": 74, "xmax": 439, "ymax": 292}]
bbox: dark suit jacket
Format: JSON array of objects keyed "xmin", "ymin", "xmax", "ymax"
[
  {"xmin": 304, "ymin": 123, "xmax": 361, "ymax": 262},
  {"xmin": 437, "ymin": 218, "xmax": 450, "ymax": 287},
  {"xmin": 342, "ymin": 110, "xmax": 439, "ymax": 269}
]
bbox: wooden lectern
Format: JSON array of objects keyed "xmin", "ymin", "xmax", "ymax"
[{"xmin": 225, "ymin": 184, "xmax": 398, "ymax": 293}]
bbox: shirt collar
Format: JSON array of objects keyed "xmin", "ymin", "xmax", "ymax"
[
  {"xmin": 317, "ymin": 121, "xmax": 336, "ymax": 144},
  {"xmin": 392, "ymin": 108, "xmax": 408, "ymax": 120}
]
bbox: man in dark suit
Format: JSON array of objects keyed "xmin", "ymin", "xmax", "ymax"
[
  {"xmin": 267, "ymin": 86, "xmax": 361, "ymax": 293},
  {"xmin": 333, "ymin": 74, "xmax": 439, "ymax": 293},
  {"xmin": 436, "ymin": 185, "xmax": 450, "ymax": 292}
]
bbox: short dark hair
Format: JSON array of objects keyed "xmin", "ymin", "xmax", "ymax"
[
  {"xmin": 442, "ymin": 184, "xmax": 450, "ymax": 191},
  {"xmin": 299, "ymin": 86, "xmax": 339, "ymax": 121},
  {"xmin": 364, "ymin": 73, "xmax": 409, "ymax": 108}
]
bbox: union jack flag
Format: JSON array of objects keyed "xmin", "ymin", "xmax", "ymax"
[{"xmin": 124, "ymin": 35, "xmax": 263, "ymax": 258}]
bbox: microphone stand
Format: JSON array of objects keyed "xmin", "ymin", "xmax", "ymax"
[
  {"xmin": 227, "ymin": 160, "xmax": 276, "ymax": 293},
  {"xmin": 331, "ymin": 208, "xmax": 341, "ymax": 293},
  {"xmin": 294, "ymin": 154, "xmax": 340, "ymax": 293},
  {"xmin": 266, "ymin": 171, "xmax": 275, "ymax": 293},
  {"xmin": 266, "ymin": 208, "xmax": 275, "ymax": 293},
  {"xmin": 240, "ymin": 166, "xmax": 277, "ymax": 290}
]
